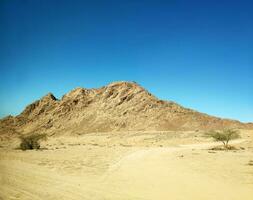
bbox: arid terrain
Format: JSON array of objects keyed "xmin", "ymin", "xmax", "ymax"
[
  {"xmin": 0, "ymin": 81, "xmax": 253, "ymax": 199},
  {"xmin": 1, "ymin": 130, "xmax": 253, "ymax": 200},
  {"xmin": 1, "ymin": 81, "xmax": 252, "ymax": 138}
]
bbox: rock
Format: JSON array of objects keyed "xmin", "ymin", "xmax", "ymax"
[{"xmin": 0, "ymin": 81, "xmax": 251, "ymax": 137}]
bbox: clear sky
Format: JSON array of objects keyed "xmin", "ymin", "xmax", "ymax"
[{"xmin": 0, "ymin": 0, "xmax": 252, "ymax": 122}]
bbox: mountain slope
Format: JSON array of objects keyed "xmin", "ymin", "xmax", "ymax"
[{"xmin": 0, "ymin": 81, "xmax": 252, "ymax": 136}]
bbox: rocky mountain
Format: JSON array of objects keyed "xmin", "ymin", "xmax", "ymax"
[{"xmin": 0, "ymin": 81, "xmax": 252, "ymax": 136}]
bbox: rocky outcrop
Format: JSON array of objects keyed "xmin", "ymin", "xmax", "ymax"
[{"xmin": 0, "ymin": 81, "xmax": 252, "ymax": 136}]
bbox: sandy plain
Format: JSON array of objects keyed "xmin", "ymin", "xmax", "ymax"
[{"xmin": 0, "ymin": 130, "xmax": 253, "ymax": 200}]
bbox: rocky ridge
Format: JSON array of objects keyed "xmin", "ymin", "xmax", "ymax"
[{"xmin": 0, "ymin": 81, "xmax": 252, "ymax": 136}]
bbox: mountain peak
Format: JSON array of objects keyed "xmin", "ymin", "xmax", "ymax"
[
  {"xmin": 19, "ymin": 93, "xmax": 57, "ymax": 117},
  {"xmin": 62, "ymin": 87, "xmax": 87, "ymax": 100},
  {"xmin": 1, "ymin": 81, "xmax": 251, "ymax": 136},
  {"xmin": 41, "ymin": 93, "xmax": 57, "ymax": 101},
  {"xmin": 106, "ymin": 81, "xmax": 139, "ymax": 87}
]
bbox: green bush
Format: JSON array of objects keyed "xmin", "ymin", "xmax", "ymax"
[
  {"xmin": 19, "ymin": 134, "xmax": 46, "ymax": 150},
  {"xmin": 206, "ymin": 129, "xmax": 240, "ymax": 149}
]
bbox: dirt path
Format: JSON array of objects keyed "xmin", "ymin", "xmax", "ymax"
[
  {"xmin": 102, "ymin": 139, "xmax": 253, "ymax": 200},
  {"xmin": 1, "ymin": 139, "xmax": 253, "ymax": 200}
]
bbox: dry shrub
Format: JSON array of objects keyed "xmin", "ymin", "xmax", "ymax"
[{"xmin": 19, "ymin": 134, "xmax": 47, "ymax": 150}]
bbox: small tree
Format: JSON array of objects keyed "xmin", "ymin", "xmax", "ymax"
[
  {"xmin": 19, "ymin": 134, "xmax": 46, "ymax": 150},
  {"xmin": 207, "ymin": 129, "xmax": 240, "ymax": 149}
]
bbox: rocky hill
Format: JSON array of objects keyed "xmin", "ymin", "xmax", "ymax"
[{"xmin": 0, "ymin": 81, "xmax": 252, "ymax": 136}]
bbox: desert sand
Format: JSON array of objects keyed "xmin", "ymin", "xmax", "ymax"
[{"xmin": 1, "ymin": 130, "xmax": 253, "ymax": 200}]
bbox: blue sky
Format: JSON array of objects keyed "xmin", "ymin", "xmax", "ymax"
[{"xmin": 0, "ymin": 0, "xmax": 252, "ymax": 122}]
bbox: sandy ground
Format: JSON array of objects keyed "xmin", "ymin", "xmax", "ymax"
[{"xmin": 0, "ymin": 130, "xmax": 253, "ymax": 200}]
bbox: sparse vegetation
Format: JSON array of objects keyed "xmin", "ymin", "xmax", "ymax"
[
  {"xmin": 209, "ymin": 145, "xmax": 237, "ymax": 151},
  {"xmin": 207, "ymin": 129, "xmax": 240, "ymax": 149},
  {"xmin": 19, "ymin": 134, "xmax": 47, "ymax": 150}
]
